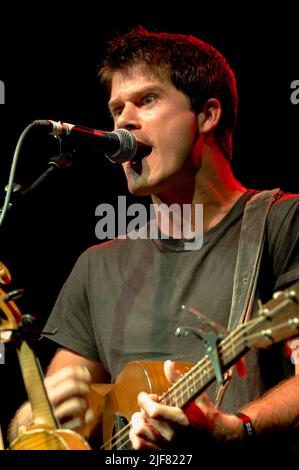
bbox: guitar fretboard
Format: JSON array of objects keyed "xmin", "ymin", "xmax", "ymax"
[
  {"xmin": 17, "ymin": 340, "xmax": 59, "ymax": 429},
  {"xmin": 160, "ymin": 323, "xmax": 250, "ymax": 408}
]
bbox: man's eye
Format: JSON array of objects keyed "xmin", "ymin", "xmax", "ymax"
[
  {"xmin": 142, "ymin": 95, "xmax": 157, "ymax": 105},
  {"xmin": 112, "ymin": 108, "xmax": 123, "ymax": 117}
]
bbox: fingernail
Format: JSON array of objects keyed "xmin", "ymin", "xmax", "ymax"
[
  {"xmin": 165, "ymin": 360, "xmax": 173, "ymax": 367},
  {"xmin": 62, "ymin": 417, "xmax": 83, "ymax": 430},
  {"xmin": 85, "ymin": 408, "xmax": 95, "ymax": 424},
  {"xmin": 83, "ymin": 367, "xmax": 91, "ymax": 380}
]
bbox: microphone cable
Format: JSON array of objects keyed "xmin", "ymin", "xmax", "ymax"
[{"xmin": 0, "ymin": 121, "xmax": 37, "ymax": 229}]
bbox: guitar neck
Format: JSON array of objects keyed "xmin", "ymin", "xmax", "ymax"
[
  {"xmin": 159, "ymin": 322, "xmax": 252, "ymax": 408},
  {"xmin": 17, "ymin": 340, "xmax": 59, "ymax": 430}
]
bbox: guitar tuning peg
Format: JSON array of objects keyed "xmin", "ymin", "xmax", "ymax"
[
  {"xmin": 273, "ymin": 290, "xmax": 283, "ymax": 299},
  {"xmin": 20, "ymin": 314, "xmax": 36, "ymax": 326},
  {"xmin": 257, "ymin": 300, "xmax": 271, "ymax": 319},
  {"xmin": 0, "ymin": 261, "xmax": 12, "ymax": 285},
  {"xmin": 3, "ymin": 288, "xmax": 25, "ymax": 302}
]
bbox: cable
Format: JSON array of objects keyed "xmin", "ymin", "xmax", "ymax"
[{"xmin": 0, "ymin": 121, "xmax": 37, "ymax": 229}]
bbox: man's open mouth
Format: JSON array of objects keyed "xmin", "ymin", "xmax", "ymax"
[{"xmin": 129, "ymin": 143, "xmax": 152, "ymax": 173}]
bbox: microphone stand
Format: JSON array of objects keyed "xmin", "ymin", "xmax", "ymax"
[
  {"xmin": 21, "ymin": 151, "xmax": 75, "ymax": 198},
  {"xmin": 1, "ymin": 148, "xmax": 76, "ymax": 220}
]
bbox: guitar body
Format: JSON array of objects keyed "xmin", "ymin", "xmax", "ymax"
[
  {"xmin": 9, "ymin": 428, "xmax": 91, "ymax": 450},
  {"xmin": 102, "ymin": 360, "xmax": 192, "ymax": 449}
]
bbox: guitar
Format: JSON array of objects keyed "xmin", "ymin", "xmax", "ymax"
[
  {"xmin": 0, "ymin": 261, "xmax": 90, "ymax": 450},
  {"xmin": 102, "ymin": 281, "xmax": 299, "ymax": 450}
]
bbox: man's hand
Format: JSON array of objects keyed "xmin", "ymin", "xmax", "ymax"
[
  {"xmin": 129, "ymin": 360, "xmax": 242, "ymax": 449},
  {"xmin": 44, "ymin": 365, "xmax": 95, "ymax": 430},
  {"xmin": 9, "ymin": 365, "xmax": 95, "ymax": 442}
]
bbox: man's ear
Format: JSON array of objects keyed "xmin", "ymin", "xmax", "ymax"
[{"xmin": 197, "ymin": 98, "xmax": 222, "ymax": 134}]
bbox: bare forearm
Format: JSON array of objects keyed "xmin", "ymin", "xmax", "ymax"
[
  {"xmin": 241, "ymin": 376, "xmax": 299, "ymax": 434},
  {"xmin": 8, "ymin": 402, "xmax": 32, "ymax": 443}
]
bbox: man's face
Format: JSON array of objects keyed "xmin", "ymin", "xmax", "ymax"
[{"xmin": 109, "ymin": 66, "xmax": 201, "ymax": 198}]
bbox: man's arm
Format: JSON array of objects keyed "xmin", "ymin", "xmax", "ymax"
[
  {"xmin": 239, "ymin": 375, "xmax": 299, "ymax": 435},
  {"xmin": 46, "ymin": 348, "xmax": 107, "ymax": 379},
  {"xmin": 238, "ymin": 348, "xmax": 299, "ymax": 435},
  {"xmin": 129, "ymin": 360, "xmax": 299, "ymax": 449},
  {"xmin": 8, "ymin": 348, "xmax": 108, "ymax": 443}
]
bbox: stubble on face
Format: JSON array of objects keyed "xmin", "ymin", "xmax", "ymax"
[{"xmin": 110, "ymin": 66, "xmax": 200, "ymax": 200}]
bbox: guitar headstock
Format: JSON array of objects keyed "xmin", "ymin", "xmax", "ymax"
[{"xmin": 243, "ymin": 280, "xmax": 299, "ymax": 349}]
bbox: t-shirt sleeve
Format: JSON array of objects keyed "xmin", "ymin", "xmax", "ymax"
[
  {"xmin": 44, "ymin": 250, "xmax": 100, "ymax": 361},
  {"xmin": 268, "ymin": 196, "xmax": 299, "ymax": 291}
]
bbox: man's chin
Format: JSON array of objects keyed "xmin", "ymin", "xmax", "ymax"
[
  {"xmin": 125, "ymin": 169, "xmax": 151, "ymax": 196},
  {"xmin": 125, "ymin": 168, "xmax": 169, "ymax": 197},
  {"xmin": 127, "ymin": 184, "xmax": 153, "ymax": 197}
]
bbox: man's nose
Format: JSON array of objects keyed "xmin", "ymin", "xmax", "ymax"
[{"xmin": 116, "ymin": 103, "xmax": 141, "ymax": 131}]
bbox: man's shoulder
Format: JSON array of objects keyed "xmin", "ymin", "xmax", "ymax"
[
  {"xmin": 248, "ymin": 188, "xmax": 299, "ymax": 208},
  {"xmin": 242, "ymin": 189, "xmax": 299, "ymax": 240},
  {"xmin": 264, "ymin": 190, "xmax": 299, "ymax": 245},
  {"xmin": 269, "ymin": 190, "xmax": 299, "ymax": 218},
  {"xmin": 81, "ymin": 223, "xmax": 153, "ymax": 260}
]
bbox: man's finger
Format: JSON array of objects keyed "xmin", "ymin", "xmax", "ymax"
[
  {"xmin": 137, "ymin": 392, "xmax": 189, "ymax": 426},
  {"xmin": 130, "ymin": 412, "xmax": 162, "ymax": 450},
  {"xmin": 46, "ymin": 379, "xmax": 91, "ymax": 405},
  {"xmin": 164, "ymin": 360, "xmax": 184, "ymax": 384},
  {"xmin": 45, "ymin": 366, "xmax": 91, "ymax": 387}
]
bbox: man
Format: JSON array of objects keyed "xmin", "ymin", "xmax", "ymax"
[{"xmin": 9, "ymin": 27, "xmax": 299, "ymax": 450}]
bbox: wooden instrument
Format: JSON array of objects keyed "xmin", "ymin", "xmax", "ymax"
[
  {"xmin": 102, "ymin": 282, "xmax": 299, "ymax": 449},
  {"xmin": 0, "ymin": 261, "xmax": 90, "ymax": 450}
]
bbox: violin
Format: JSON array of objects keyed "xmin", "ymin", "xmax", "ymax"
[{"xmin": 0, "ymin": 261, "xmax": 90, "ymax": 450}]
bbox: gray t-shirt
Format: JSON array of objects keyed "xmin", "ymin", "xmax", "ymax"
[{"xmin": 44, "ymin": 190, "xmax": 299, "ymax": 412}]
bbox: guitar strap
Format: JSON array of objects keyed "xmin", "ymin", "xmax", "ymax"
[{"xmin": 215, "ymin": 187, "xmax": 282, "ymax": 407}]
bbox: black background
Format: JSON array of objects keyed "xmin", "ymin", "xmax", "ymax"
[{"xmin": 0, "ymin": 3, "xmax": 299, "ymax": 449}]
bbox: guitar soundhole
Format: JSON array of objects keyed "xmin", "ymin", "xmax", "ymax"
[{"xmin": 112, "ymin": 413, "xmax": 131, "ymax": 450}]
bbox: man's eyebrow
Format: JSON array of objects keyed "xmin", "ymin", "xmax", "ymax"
[
  {"xmin": 108, "ymin": 85, "xmax": 164, "ymax": 111},
  {"xmin": 108, "ymin": 98, "xmax": 121, "ymax": 112}
]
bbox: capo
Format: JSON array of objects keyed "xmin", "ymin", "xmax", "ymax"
[
  {"xmin": 176, "ymin": 325, "xmax": 226, "ymax": 384},
  {"xmin": 176, "ymin": 304, "xmax": 227, "ymax": 384}
]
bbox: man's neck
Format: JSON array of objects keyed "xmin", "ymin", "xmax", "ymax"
[{"xmin": 151, "ymin": 149, "xmax": 247, "ymax": 236}]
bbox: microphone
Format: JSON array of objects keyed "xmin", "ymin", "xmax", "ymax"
[{"xmin": 33, "ymin": 120, "xmax": 137, "ymax": 164}]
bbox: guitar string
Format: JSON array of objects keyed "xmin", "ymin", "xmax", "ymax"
[
  {"xmin": 101, "ymin": 320, "xmax": 266, "ymax": 449},
  {"xmin": 104, "ymin": 316, "xmax": 298, "ymax": 449},
  {"xmin": 100, "ymin": 317, "xmax": 266, "ymax": 450},
  {"xmin": 102, "ymin": 329, "xmax": 245, "ymax": 450}
]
